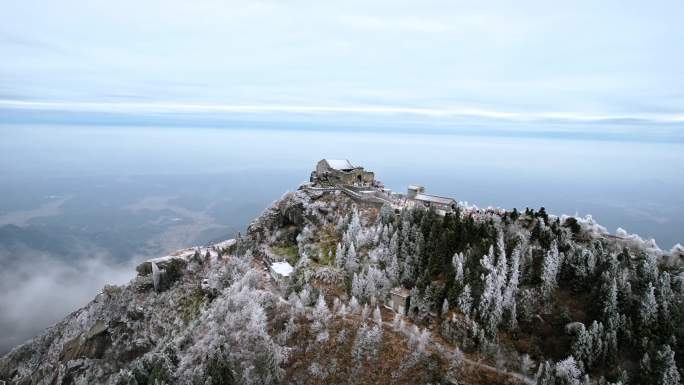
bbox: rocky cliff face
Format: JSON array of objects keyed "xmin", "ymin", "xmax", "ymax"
[{"xmin": 1, "ymin": 187, "xmax": 682, "ymax": 385}]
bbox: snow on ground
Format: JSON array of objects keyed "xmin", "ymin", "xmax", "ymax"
[
  {"xmin": 214, "ymin": 239, "xmax": 236, "ymax": 248},
  {"xmin": 271, "ymin": 261, "xmax": 293, "ymax": 277}
]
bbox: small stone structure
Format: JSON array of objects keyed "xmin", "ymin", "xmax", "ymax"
[
  {"xmin": 387, "ymin": 287, "xmax": 411, "ymax": 315},
  {"xmin": 407, "ymin": 185, "xmax": 457, "ymax": 215},
  {"xmin": 311, "ymin": 159, "xmax": 375, "ymax": 187},
  {"xmin": 407, "ymin": 185, "xmax": 425, "ymax": 198}
]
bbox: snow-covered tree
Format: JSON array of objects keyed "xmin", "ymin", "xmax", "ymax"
[
  {"xmin": 478, "ymin": 246, "xmax": 507, "ymax": 336},
  {"xmin": 334, "ymin": 242, "xmax": 345, "ymax": 268},
  {"xmin": 553, "ymin": 356, "xmax": 584, "ymax": 385},
  {"xmin": 447, "ymin": 347, "xmax": 464, "ymax": 379},
  {"xmin": 571, "ymin": 323, "xmax": 592, "ymax": 368},
  {"xmin": 313, "ymin": 294, "xmax": 331, "ymax": 324},
  {"xmin": 351, "ymin": 273, "xmax": 364, "ymax": 300},
  {"xmin": 657, "ymin": 272, "xmax": 675, "ymax": 326},
  {"xmin": 388, "ymin": 231, "xmax": 399, "ymax": 260},
  {"xmin": 503, "ymin": 244, "xmax": 522, "ymax": 309},
  {"xmin": 345, "ymin": 242, "xmax": 358, "ymax": 272},
  {"xmin": 336, "ymin": 214, "xmax": 347, "ymax": 233},
  {"xmin": 458, "ymin": 284, "xmax": 473, "ymax": 318},
  {"xmin": 452, "ymin": 252, "xmax": 465, "ymax": 283},
  {"xmin": 351, "ymin": 266, "xmax": 390, "ymax": 303},
  {"xmin": 351, "ymin": 323, "xmax": 383, "ymax": 367},
  {"xmin": 640, "ymin": 282, "xmax": 658, "ymax": 328},
  {"xmin": 588, "ymin": 321, "xmax": 604, "ymax": 366},
  {"xmin": 602, "ymin": 277, "xmax": 619, "ymax": 321},
  {"xmin": 373, "ymin": 306, "xmax": 382, "ymax": 326},
  {"xmin": 349, "ymin": 296, "xmax": 360, "ymax": 313},
  {"xmin": 655, "ymin": 345, "xmax": 681, "ymax": 385},
  {"xmin": 441, "ymin": 298, "xmax": 450, "ymax": 317},
  {"xmin": 541, "ymin": 242, "xmax": 560, "ymax": 299},
  {"xmin": 387, "ymin": 254, "xmax": 400, "ymax": 285},
  {"xmin": 177, "ymin": 271, "xmax": 285, "ymax": 385},
  {"xmin": 311, "ymin": 294, "xmax": 331, "ymax": 341},
  {"xmin": 361, "ymin": 304, "xmax": 370, "ymax": 321}
]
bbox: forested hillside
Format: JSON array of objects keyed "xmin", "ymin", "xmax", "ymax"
[
  {"xmin": 1, "ymin": 187, "xmax": 682, "ymax": 385},
  {"xmin": 264, "ymin": 189, "xmax": 683, "ymax": 385}
]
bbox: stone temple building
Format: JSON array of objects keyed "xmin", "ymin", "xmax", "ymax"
[{"xmin": 311, "ymin": 159, "xmax": 375, "ymax": 187}]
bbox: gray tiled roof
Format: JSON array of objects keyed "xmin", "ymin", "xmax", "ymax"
[
  {"xmin": 414, "ymin": 193, "xmax": 455, "ymax": 205},
  {"xmin": 324, "ymin": 159, "xmax": 356, "ymax": 170}
]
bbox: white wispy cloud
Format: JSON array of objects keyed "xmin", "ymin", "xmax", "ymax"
[{"xmin": 2, "ymin": 99, "xmax": 683, "ymax": 124}]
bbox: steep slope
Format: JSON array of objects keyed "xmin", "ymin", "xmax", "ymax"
[{"xmin": 1, "ymin": 186, "xmax": 682, "ymax": 385}]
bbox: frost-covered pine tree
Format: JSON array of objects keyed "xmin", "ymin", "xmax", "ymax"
[
  {"xmin": 361, "ymin": 303, "xmax": 370, "ymax": 320},
  {"xmin": 536, "ymin": 360, "xmax": 555, "ymax": 385},
  {"xmin": 346, "ymin": 209, "xmax": 362, "ymax": 244},
  {"xmin": 334, "ymin": 242, "xmax": 345, "ymax": 268},
  {"xmin": 314, "ymin": 294, "xmax": 331, "ymax": 323},
  {"xmin": 553, "ymin": 356, "xmax": 583, "ymax": 385},
  {"xmin": 503, "ymin": 244, "xmax": 522, "ymax": 311},
  {"xmin": 349, "ymin": 296, "xmax": 360, "ymax": 313},
  {"xmin": 571, "ymin": 323, "xmax": 592, "ymax": 368},
  {"xmin": 588, "ymin": 321, "xmax": 604, "ymax": 365},
  {"xmin": 387, "ymin": 254, "xmax": 400, "ymax": 285},
  {"xmin": 657, "ymin": 272, "xmax": 674, "ymax": 325},
  {"xmin": 336, "ymin": 212, "xmax": 349, "ymax": 233},
  {"xmin": 401, "ymin": 253, "xmax": 417, "ymax": 285},
  {"xmin": 373, "ymin": 306, "xmax": 382, "ymax": 326},
  {"xmin": 351, "ymin": 323, "xmax": 383, "ymax": 367},
  {"xmin": 380, "ymin": 203, "xmax": 394, "ymax": 223},
  {"xmin": 364, "ymin": 266, "xmax": 390, "ymax": 301},
  {"xmin": 345, "ymin": 242, "xmax": 358, "ymax": 272},
  {"xmin": 337, "ymin": 303, "xmax": 348, "ymax": 318},
  {"xmin": 299, "ymin": 285, "xmax": 312, "ymax": 306},
  {"xmin": 452, "ymin": 252, "xmax": 465, "ymax": 283},
  {"xmin": 640, "ymin": 351, "xmax": 652, "ymax": 378},
  {"xmin": 458, "ymin": 284, "xmax": 473, "ymax": 318},
  {"xmin": 602, "ymin": 277, "xmax": 619, "ymax": 320},
  {"xmin": 351, "ymin": 273, "xmax": 365, "ymax": 300},
  {"xmin": 312, "ymin": 294, "xmax": 331, "ymax": 342},
  {"xmin": 447, "ymin": 347, "xmax": 464, "ymax": 379},
  {"xmin": 389, "ymin": 231, "xmax": 399, "ymax": 260},
  {"xmin": 441, "ymin": 298, "xmax": 450, "ymax": 317},
  {"xmin": 541, "ymin": 242, "xmax": 560, "ymax": 299},
  {"xmin": 655, "ymin": 345, "xmax": 681, "ymax": 385},
  {"xmin": 416, "ymin": 328, "xmax": 431, "ymax": 353},
  {"xmin": 478, "ymin": 246, "xmax": 506, "ymax": 336},
  {"xmin": 640, "ymin": 282, "xmax": 658, "ymax": 328}
]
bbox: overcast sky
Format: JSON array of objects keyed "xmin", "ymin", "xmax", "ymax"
[{"xmin": 1, "ymin": 0, "xmax": 683, "ymax": 124}]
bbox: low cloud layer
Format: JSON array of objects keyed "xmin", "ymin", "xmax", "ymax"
[{"xmin": 0, "ymin": 251, "xmax": 138, "ymax": 354}]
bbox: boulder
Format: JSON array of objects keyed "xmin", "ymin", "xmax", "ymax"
[{"xmin": 59, "ymin": 321, "xmax": 110, "ymax": 361}]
